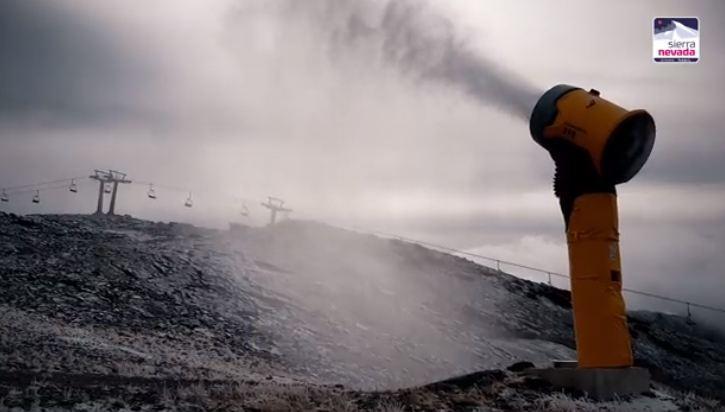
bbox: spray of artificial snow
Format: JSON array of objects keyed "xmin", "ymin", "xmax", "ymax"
[{"xmin": 265, "ymin": 0, "xmax": 541, "ymax": 120}]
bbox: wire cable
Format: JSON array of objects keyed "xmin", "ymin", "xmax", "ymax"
[
  {"xmin": 1, "ymin": 176, "xmax": 89, "ymax": 192},
  {"xmin": 346, "ymin": 226, "xmax": 725, "ymax": 316}
]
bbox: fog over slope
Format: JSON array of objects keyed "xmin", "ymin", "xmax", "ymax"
[
  {"xmin": 1, "ymin": 0, "xmax": 725, "ymax": 334},
  {"xmin": 2, "ymin": 213, "xmax": 723, "ymax": 402}
]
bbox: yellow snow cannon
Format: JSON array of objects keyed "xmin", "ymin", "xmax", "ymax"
[{"xmin": 529, "ymin": 85, "xmax": 656, "ymax": 368}]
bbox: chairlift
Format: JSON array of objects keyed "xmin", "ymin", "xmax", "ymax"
[
  {"xmin": 32, "ymin": 190, "xmax": 40, "ymax": 204},
  {"xmin": 184, "ymin": 193, "xmax": 193, "ymax": 208},
  {"xmin": 241, "ymin": 204, "xmax": 249, "ymax": 217},
  {"xmin": 147, "ymin": 184, "xmax": 157, "ymax": 200},
  {"xmin": 69, "ymin": 179, "xmax": 78, "ymax": 193},
  {"xmin": 0, "ymin": 189, "xmax": 8, "ymax": 202},
  {"xmin": 104, "ymin": 183, "xmax": 112, "ymax": 194}
]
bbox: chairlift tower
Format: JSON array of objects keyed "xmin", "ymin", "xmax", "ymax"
[
  {"xmin": 261, "ymin": 196, "xmax": 292, "ymax": 225},
  {"xmin": 89, "ymin": 169, "xmax": 132, "ymax": 215}
]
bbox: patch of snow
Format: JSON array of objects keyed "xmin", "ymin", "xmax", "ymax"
[{"xmin": 59, "ymin": 336, "xmax": 152, "ymax": 360}]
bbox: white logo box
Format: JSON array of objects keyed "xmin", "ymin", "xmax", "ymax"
[{"xmin": 653, "ymin": 17, "xmax": 699, "ymax": 64}]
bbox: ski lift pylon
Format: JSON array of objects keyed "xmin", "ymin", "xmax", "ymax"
[
  {"xmin": 69, "ymin": 179, "xmax": 78, "ymax": 193},
  {"xmin": 184, "ymin": 192, "xmax": 193, "ymax": 208},
  {"xmin": 147, "ymin": 184, "xmax": 157, "ymax": 200},
  {"xmin": 32, "ymin": 190, "xmax": 40, "ymax": 204}
]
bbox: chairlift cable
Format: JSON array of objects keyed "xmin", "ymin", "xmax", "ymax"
[{"xmin": 1, "ymin": 176, "xmax": 89, "ymax": 191}]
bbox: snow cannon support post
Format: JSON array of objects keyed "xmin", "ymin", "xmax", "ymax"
[{"xmin": 529, "ymin": 85, "xmax": 656, "ymax": 368}]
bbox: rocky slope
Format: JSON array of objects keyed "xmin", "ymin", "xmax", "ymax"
[{"xmin": 0, "ymin": 212, "xmax": 724, "ymax": 410}]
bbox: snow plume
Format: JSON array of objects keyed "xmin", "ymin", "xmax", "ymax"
[{"xmin": 236, "ymin": 0, "xmax": 541, "ymax": 120}]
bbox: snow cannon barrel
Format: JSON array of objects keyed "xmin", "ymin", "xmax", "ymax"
[{"xmin": 529, "ymin": 85, "xmax": 656, "ymax": 185}]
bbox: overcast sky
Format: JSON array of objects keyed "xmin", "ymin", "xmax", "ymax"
[{"xmin": 1, "ymin": 1, "xmax": 724, "ymax": 326}]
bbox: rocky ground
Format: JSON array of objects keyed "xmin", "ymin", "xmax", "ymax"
[{"xmin": 0, "ymin": 212, "xmax": 723, "ymax": 410}]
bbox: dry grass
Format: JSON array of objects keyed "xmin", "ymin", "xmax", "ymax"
[{"xmin": 3, "ymin": 374, "xmax": 724, "ymax": 412}]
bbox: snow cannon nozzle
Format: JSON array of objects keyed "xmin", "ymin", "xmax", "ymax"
[{"xmin": 529, "ymin": 84, "xmax": 656, "ymax": 185}]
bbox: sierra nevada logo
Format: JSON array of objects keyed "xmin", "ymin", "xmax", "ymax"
[{"xmin": 653, "ymin": 17, "xmax": 699, "ymax": 63}]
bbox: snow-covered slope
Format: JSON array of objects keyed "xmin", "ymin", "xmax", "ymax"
[{"xmin": 0, "ymin": 213, "xmax": 724, "ymax": 406}]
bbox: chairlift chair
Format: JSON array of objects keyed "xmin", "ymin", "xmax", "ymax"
[
  {"xmin": 0, "ymin": 189, "xmax": 8, "ymax": 202},
  {"xmin": 241, "ymin": 203, "xmax": 249, "ymax": 217},
  {"xmin": 32, "ymin": 190, "xmax": 40, "ymax": 204},
  {"xmin": 147, "ymin": 184, "xmax": 157, "ymax": 200},
  {"xmin": 104, "ymin": 183, "xmax": 112, "ymax": 194},
  {"xmin": 184, "ymin": 193, "xmax": 193, "ymax": 208},
  {"xmin": 69, "ymin": 179, "xmax": 78, "ymax": 193}
]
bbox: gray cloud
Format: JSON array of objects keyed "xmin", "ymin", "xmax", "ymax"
[
  {"xmin": 0, "ymin": 0, "xmax": 160, "ymax": 127},
  {"xmin": 638, "ymin": 115, "xmax": 725, "ymax": 184}
]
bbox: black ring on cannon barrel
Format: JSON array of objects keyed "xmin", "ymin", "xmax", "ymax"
[{"xmin": 529, "ymin": 84, "xmax": 579, "ymax": 146}]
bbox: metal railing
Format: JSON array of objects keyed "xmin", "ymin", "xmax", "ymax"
[{"xmin": 353, "ymin": 228, "xmax": 725, "ymax": 321}]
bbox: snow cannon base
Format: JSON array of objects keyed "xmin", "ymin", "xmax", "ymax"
[{"xmin": 526, "ymin": 363, "xmax": 650, "ymax": 400}]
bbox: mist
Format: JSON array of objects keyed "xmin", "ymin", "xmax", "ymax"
[
  {"xmin": 223, "ymin": 221, "xmax": 575, "ymax": 388},
  {"xmin": 234, "ymin": 0, "xmax": 541, "ymax": 120},
  {"xmin": 1, "ymin": 0, "xmax": 725, "ymax": 335}
]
